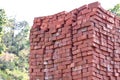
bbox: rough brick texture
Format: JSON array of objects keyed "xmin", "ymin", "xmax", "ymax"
[{"xmin": 29, "ymin": 2, "xmax": 120, "ymax": 80}]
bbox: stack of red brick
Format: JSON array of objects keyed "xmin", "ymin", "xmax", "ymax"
[{"xmin": 29, "ymin": 2, "xmax": 120, "ymax": 80}]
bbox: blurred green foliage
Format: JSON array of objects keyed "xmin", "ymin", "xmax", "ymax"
[
  {"xmin": 109, "ymin": 4, "xmax": 120, "ymax": 16},
  {"xmin": 0, "ymin": 9, "xmax": 30, "ymax": 80},
  {"xmin": 0, "ymin": 9, "xmax": 7, "ymax": 54}
]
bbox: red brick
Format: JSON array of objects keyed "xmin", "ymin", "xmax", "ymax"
[
  {"xmin": 88, "ymin": 1, "xmax": 101, "ymax": 8},
  {"xmin": 81, "ymin": 8, "xmax": 91, "ymax": 14}
]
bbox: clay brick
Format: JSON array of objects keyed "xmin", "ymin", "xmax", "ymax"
[
  {"xmin": 88, "ymin": 2, "xmax": 101, "ymax": 8},
  {"xmin": 81, "ymin": 8, "xmax": 91, "ymax": 14}
]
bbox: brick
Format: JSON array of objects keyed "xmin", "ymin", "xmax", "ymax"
[
  {"xmin": 88, "ymin": 1, "xmax": 101, "ymax": 8},
  {"xmin": 81, "ymin": 9, "xmax": 91, "ymax": 14}
]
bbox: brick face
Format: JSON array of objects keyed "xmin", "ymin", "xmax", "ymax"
[{"xmin": 29, "ymin": 1, "xmax": 120, "ymax": 80}]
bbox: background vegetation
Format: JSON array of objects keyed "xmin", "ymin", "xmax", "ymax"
[
  {"xmin": 0, "ymin": 9, "xmax": 30, "ymax": 80},
  {"xmin": 0, "ymin": 3, "xmax": 120, "ymax": 80}
]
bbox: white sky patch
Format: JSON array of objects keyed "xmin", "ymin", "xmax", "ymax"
[{"xmin": 0, "ymin": 0, "xmax": 120, "ymax": 26}]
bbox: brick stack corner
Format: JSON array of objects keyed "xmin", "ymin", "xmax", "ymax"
[{"xmin": 29, "ymin": 1, "xmax": 120, "ymax": 80}]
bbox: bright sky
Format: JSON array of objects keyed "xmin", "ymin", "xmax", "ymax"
[{"xmin": 0, "ymin": 0, "xmax": 120, "ymax": 25}]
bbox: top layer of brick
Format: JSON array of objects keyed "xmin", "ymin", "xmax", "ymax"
[{"xmin": 32, "ymin": 1, "xmax": 120, "ymax": 30}]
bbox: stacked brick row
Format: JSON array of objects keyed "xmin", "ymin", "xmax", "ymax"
[
  {"xmin": 29, "ymin": 2, "xmax": 120, "ymax": 80},
  {"xmin": 90, "ymin": 5, "xmax": 120, "ymax": 80}
]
